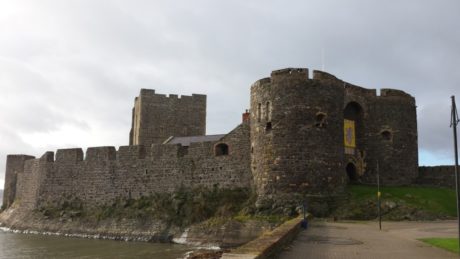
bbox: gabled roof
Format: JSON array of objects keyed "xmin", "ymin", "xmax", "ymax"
[{"xmin": 163, "ymin": 134, "xmax": 226, "ymax": 146}]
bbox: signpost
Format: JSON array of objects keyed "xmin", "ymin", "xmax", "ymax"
[{"xmin": 450, "ymin": 96, "xmax": 460, "ymax": 253}]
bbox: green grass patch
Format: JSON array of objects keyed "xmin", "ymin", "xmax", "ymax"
[
  {"xmin": 420, "ymin": 238, "xmax": 459, "ymax": 253},
  {"xmin": 348, "ymin": 185, "xmax": 457, "ymax": 217}
]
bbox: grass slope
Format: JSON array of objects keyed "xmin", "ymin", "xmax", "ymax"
[
  {"xmin": 420, "ymin": 238, "xmax": 459, "ymax": 253},
  {"xmin": 351, "ymin": 185, "xmax": 457, "ymax": 216},
  {"xmin": 334, "ymin": 185, "xmax": 457, "ymax": 220}
]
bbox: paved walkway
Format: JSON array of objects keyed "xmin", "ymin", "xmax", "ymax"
[{"xmin": 278, "ymin": 220, "xmax": 458, "ymax": 259}]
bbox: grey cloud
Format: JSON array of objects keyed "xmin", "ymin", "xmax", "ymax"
[{"xmin": 1, "ymin": 0, "xmax": 460, "ymax": 184}]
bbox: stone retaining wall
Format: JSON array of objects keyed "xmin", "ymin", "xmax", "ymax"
[{"xmin": 221, "ymin": 217, "xmax": 305, "ymax": 259}]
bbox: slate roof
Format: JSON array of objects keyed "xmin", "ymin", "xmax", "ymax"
[{"xmin": 164, "ymin": 134, "xmax": 225, "ymax": 146}]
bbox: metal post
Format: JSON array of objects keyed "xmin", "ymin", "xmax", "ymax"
[
  {"xmin": 377, "ymin": 161, "xmax": 381, "ymax": 231},
  {"xmin": 451, "ymin": 96, "xmax": 460, "ymax": 253},
  {"xmin": 301, "ymin": 200, "xmax": 308, "ymax": 229},
  {"xmin": 303, "ymin": 202, "xmax": 307, "ymax": 220}
]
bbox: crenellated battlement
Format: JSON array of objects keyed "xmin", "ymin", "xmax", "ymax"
[
  {"xmin": 379, "ymin": 88, "xmax": 415, "ymax": 101},
  {"xmin": 312, "ymin": 70, "xmax": 339, "ymax": 81},
  {"xmin": 250, "ymin": 77, "xmax": 271, "ymax": 91},
  {"xmin": 139, "ymin": 88, "xmax": 156, "ymax": 96},
  {"xmin": 138, "ymin": 88, "xmax": 206, "ymax": 102},
  {"xmin": 271, "ymin": 68, "xmax": 309, "ymax": 84},
  {"xmin": 5, "ymin": 121, "xmax": 252, "ymax": 212},
  {"xmin": 117, "ymin": 145, "xmax": 146, "ymax": 160},
  {"xmin": 251, "ymin": 68, "xmax": 356, "ymax": 91},
  {"xmin": 344, "ymin": 83, "xmax": 378, "ymax": 99},
  {"xmin": 150, "ymin": 144, "xmax": 183, "ymax": 158},
  {"xmin": 10, "ymin": 139, "xmax": 227, "ymax": 170},
  {"xmin": 251, "ymin": 68, "xmax": 310, "ymax": 92},
  {"xmin": 40, "ymin": 152, "xmax": 54, "ymax": 162},
  {"xmin": 271, "ymin": 67, "xmax": 309, "ymax": 77},
  {"xmin": 56, "ymin": 148, "xmax": 84, "ymax": 163},
  {"xmin": 86, "ymin": 146, "xmax": 116, "ymax": 161},
  {"xmin": 6, "ymin": 154, "xmax": 35, "ymax": 159}
]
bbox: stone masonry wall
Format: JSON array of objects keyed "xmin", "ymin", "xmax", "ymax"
[
  {"xmin": 6, "ymin": 68, "xmax": 421, "ymax": 218},
  {"xmin": 365, "ymin": 90, "xmax": 418, "ymax": 185},
  {"xmin": 130, "ymin": 89, "xmax": 207, "ymax": 146},
  {"xmin": 3, "ymin": 155, "xmax": 35, "ymax": 208},
  {"xmin": 15, "ymin": 155, "xmax": 50, "ymax": 211},
  {"xmin": 416, "ymin": 166, "xmax": 456, "ymax": 189},
  {"xmin": 344, "ymin": 84, "xmax": 418, "ymax": 185},
  {"xmin": 12, "ymin": 123, "xmax": 251, "ymax": 210},
  {"xmin": 250, "ymin": 69, "xmax": 345, "ymax": 200},
  {"xmin": 250, "ymin": 68, "xmax": 419, "ymax": 208}
]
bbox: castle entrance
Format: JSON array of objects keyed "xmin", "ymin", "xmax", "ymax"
[
  {"xmin": 343, "ymin": 102, "xmax": 363, "ymax": 151},
  {"xmin": 344, "ymin": 102, "xmax": 364, "ymax": 182},
  {"xmin": 346, "ymin": 163, "xmax": 358, "ymax": 182}
]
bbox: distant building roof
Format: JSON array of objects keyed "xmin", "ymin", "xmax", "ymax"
[{"xmin": 164, "ymin": 134, "xmax": 225, "ymax": 146}]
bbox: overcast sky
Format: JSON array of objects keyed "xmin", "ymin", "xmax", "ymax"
[{"xmin": 1, "ymin": 0, "xmax": 459, "ymax": 187}]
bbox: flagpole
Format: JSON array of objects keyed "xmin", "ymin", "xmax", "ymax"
[{"xmin": 451, "ymin": 96, "xmax": 460, "ymax": 254}]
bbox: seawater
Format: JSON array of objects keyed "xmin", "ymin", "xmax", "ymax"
[{"xmin": 0, "ymin": 231, "xmax": 191, "ymax": 259}]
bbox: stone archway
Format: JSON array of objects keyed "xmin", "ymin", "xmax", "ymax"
[
  {"xmin": 346, "ymin": 162, "xmax": 358, "ymax": 182},
  {"xmin": 214, "ymin": 143, "xmax": 229, "ymax": 156},
  {"xmin": 344, "ymin": 101, "xmax": 364, "ymax": 149}
]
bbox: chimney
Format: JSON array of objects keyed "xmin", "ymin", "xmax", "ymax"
[{"xmin": 242, "ymin": 109, "xmax": 250, "ymax": 123}]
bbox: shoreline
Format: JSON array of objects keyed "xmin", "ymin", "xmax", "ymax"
[{"xmin": 0, "ymin": 207, "xmax": 273, "ymax": 250}]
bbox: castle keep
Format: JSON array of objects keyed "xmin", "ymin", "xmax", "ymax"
[
  {"xmin": 2, "ymin": 68, "xmax": 419, "ymax": 214},
  {"xmin": 129, "ymin": 89, "xmax": 207, "ymax": 146}
]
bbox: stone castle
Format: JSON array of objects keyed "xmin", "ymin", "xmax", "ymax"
[{"xmin": 2, "ymin": 68, "xmax": 421, "ymax": 214}]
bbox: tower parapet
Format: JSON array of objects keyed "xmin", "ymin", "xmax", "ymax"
[
  {"xmin": 312, "ymin": 70, "xmax": 339, "ymax": 81},
  {"xmin": 129, "ymin": 89, "xmax": 207, "ymax": 146},
  {"xmin": 270, "ymin": 68, "xmax": 309, "ymax": 83}
]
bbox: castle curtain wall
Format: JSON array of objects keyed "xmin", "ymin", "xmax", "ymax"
[{"xmin": 11, "ymin": 124, "xmax": 251, "ymax": 210}]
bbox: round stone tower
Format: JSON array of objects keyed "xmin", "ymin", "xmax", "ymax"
[{"xmin": 250, "ymin": 68, "xmax": 346, "ymax": 213}]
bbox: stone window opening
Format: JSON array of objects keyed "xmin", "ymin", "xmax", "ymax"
[
  {"xmin": 265, "ymin": 122, "xmax": 272, "ymax": 132},
  {"xmin": 265, "ymin": 101, "xmax": 272, "ymax": 122},
  {"xmin": 257, "ymin": 103, "xmax": 261, "ymax": 122},
  {"xmin": 315, "ymin": 112, "xmax": 327, "ymax": 128},
  {"xmin": 215, "ymin": 143, "xmax": 229, "ymax": 156},
  {"xmin": 381, "ymin": 130, "xmax": 393, "ymax": 141}
]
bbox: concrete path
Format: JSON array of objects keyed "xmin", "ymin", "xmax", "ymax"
[{"xmin": 278, "ymin": 220, "xmax": 458, "ymax": 259}]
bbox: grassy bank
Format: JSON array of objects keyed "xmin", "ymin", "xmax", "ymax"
[
  {"xmin": 37, "ymin": 186, "xmax": 254, "ymax": 227},
  {"xmin": 334, "ymin": 185, "xmax": 456, "ymax": 220},
  {"xmin": 420, "ymin": 238, "xmax": 459, "ymax": 253}
]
